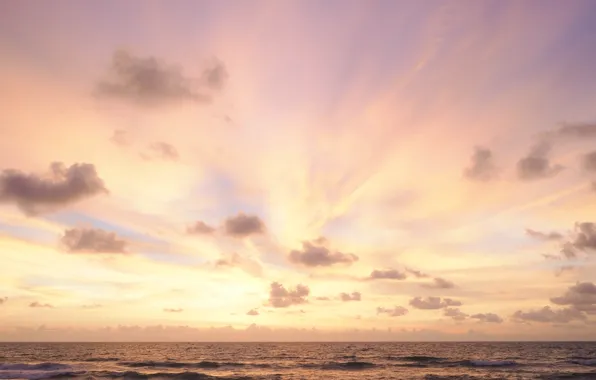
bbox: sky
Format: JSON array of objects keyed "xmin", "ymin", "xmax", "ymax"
[{"xmin": 1, "ymin": 0, "xmax": 596, "ymax": 342}]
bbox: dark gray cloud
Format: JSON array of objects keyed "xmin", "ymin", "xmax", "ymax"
[
  {"xmin": 187, "ymin": 221, "xmax": 216, "ymax": 235},
  {"xmin": 443, "ymin": 307, "xmax": 468, "ymax": 321},
  {"xmin": 582, "ymin": 151, "xmax": 596, "ymax": 172},
  {"xmin": 289, "ymin": 239, "xmax": 358, "ymax": 267},
  {"xmin": 421, "ymin": 277, "xmax": 455, "ymax": 289},
  {"xmin": 224, "ymin": 213, "xmax": 265, "ymax": 238},
  {"xmin": 512, "ymin": 306, "xmax": 586, "ymax": 323},
  {"xmin": 555, "ymin": 122, "xmax": 596, "ymax": 139},
  {"xmin": 95, "ymin": 50, "xmax": 221, "ymax": 106},
  {"xmin": 470, "ymin": 313, "xmax": 503, "ymax": 323},
  {"xmin": 405, "ymin": 268, "xmax": 429, "ymax": 278},
  {"xmin": 246, "ymin": 309, "xmax": 259, "ymax": 316},
  {"xmin": 147, "ymin": 142, "xmax": 179, "ymax": 161},
  {"xmin": 267, "ymin": 282, "xmax": 310, "ymax": 308},
  {"xmin": 525, "ymin": 228, "xmax": 563, "ymax": 241},
  {"xmin": 0, "ymin": 162, "xmax": 107, "ymax": 215},
  {"xmin": 29, "ymin": 302, "xmax": 53, "ymax": 308},
  {"xmin": 550, "ymin": 282, "xmax": 596, "ymax": 314},
  {"xmin": 61, "ymin": 228, "xmax": 127, "ymax": 254},
  {"xmin": 516, "ymin": 142, "xmax": 563, "ymax": 180},
  {"xmin": 340, "ymin": 292, "xmax": 361, "ymax": 302},
  {"xmin": 464, "ymin": 147, "xmax": 497, "ymax": 181},
  {"xmin": 163, "ymin": 308, "xmax": 183, "ymax": 313},
  {"xmin": 409, "ymin": 297, "xmax": 462, "ymax": 310},
  {"xmin": 377, "ymin": 306, "xmax": 408, "ymax": 317},
  {"xmin": 368, "ymin": 269, "xmax": 407, "ymax": 280}
]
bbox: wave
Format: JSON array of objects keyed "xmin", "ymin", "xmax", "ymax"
[
  {"xmin": 82, "ymin": 357, "xmax": 120, "ymax": 362},
  {"xmin": 0, "ymin": 369, "xmax": 271, "ymax": 380},
  {"xmin": 459, "ymin": 360, "xmax": 518, "ymax": 367},
  {"xmin": 319, "ymin": 361, "xmax": 376, "ymax": 370},
  {"xmin": 0, "ymin": 363, "xmax": 80, "ymax": 380},
  {"xmin": 119, "ymin": 360, "xmax": 271, "ymax": 369},
  {"xmin": 0, "ymin": 363, "xmax": 72, "ymax": 371},
  {"xmin": 569, "ymin": 359, "xmax": 596, "ymax": 366},
  {"xmin": 391, "ymin": 355, "xmax": 445, "ymax": 362},
  {"xmin": 425, "ymin": 376, "xmax": 482, "ymax": 380},
  {"xmin": 539, "ymin": 372, "xmax": 596, "ymax": 380}
]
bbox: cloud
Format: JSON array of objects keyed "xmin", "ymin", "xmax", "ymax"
[
  {"xmin": 512, "ymin": 306, "xmax": 586, "ymax": 324},
  {"xmin": 187, "ymin": 221, "xmax": 216, "ymax": 235},
  {"xmin": 315, "ymin": 297, "xmax": 330, "ymax": 301},
  {"xmin": 463, "ymin": 146, "xmax": 497, "ymax": 181},
  {"xmin": 0, "ymin": 297, "xmax": 6, "ymax": 305},
  {"xmin": 571, "ymin": 223, "xmax": 596, "ymax": 252},
  {"xmin": 289, "ymin": 239, "xmax": 358, "ymax": 267},
  {"xmin": 224, "ymin": 213, "xmax": 265, "ymax": 238},
  {"xmin": 340, "ymin": 292, "xmax": 361, "ymax": 302},
  {"xmin": 0, "ymin": 162, "xmax": 107, "ymax": 215},
  {"xmin": 200, "ymin": 58, "xmax": 229, "ymax": 91},
  {"xmin": 421, "ymin": 277, "xmax": 455, "ymax": 289},
  {"xmin": 405, "ymin": 268, "xmax": 429, "ymax": 278},
  {"xmin": 559, "ymin": 222, "xmax": 596, "ymax": 259},
  {"xmin": 29, "ymin": 302, "xmax": 53, "ymax": 308},
  {"xmin": 409, "ymin": 297, "xmax": 462, "ymax": 310},
  {"xmin": 516, "ymin": 142, "xmax": 563, "ymax": 180},
  {"xmin": 555, "ymin": 122, "xmax": 596, "ymax": 139},
  {"xmin": 368, "ymin": 269, "xmax": 407, "ymax": 280},
  {"xmin": 95, "ymin": 50, "xmax": 214, "ymax": 106},
  {"xmin": 377, "ymin": 306, "xmax": 408, "ymax": 317},
  {"xmin": 246, "ymin": 309, "xmax": 259, "ymax": 316},
  {"xmin": 582, "ymin": 151, "xmax": 596, "ymax": 172},
  {"xmin": 550, "ymin": 282, "xmax": 596, "ymax": 314},
  {"xmin": 61, "ymin": 228, "xmax": 128, "ymax": 254},
  {"xmin": 444, "ymin": 308, "xmax": 468, "ymax": 321},
  {"xmin": 146, "ymin": 142, "xmax": 179, "ymax": 161},
  {"xmin": 525, "ymin": 228, "xmax": 563, "ymax": 241},
  {"xmin": 163, "ymin": 308, "xmax": 183, "ymax": 313},
  {"xmin": 267, "ymin": 282, "xmax": 310, "ymax": 308},
  {"xmin": 470, "ymin": 313, "xmax": 503, "ymax": 323}
]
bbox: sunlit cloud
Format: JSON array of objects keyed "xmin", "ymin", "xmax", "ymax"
[{"xmin": 1, "ymin": 0, "xmax": 596, "ymax": 341}]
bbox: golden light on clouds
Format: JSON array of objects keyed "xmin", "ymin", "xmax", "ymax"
[{"xmin": 1, "ymin": 0, "xmax": 596, "ymax": 341}]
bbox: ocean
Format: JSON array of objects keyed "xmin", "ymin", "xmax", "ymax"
[{"xmin": 0, "ymin": 342, "xmax": 595, "ymax": 379}]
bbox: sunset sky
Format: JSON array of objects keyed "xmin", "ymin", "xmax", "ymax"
[{"xmin": 1, "ymin": 0, "xmax": 596, "ymax": 342}]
